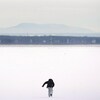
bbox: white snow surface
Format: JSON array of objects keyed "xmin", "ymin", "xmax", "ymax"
[{"xmin": 0, "ymin": 46, "xmax": 100, "ymax": 100}]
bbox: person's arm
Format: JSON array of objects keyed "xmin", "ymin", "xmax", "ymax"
[
  {"xmin": 52, "ymin": 82, "xmax": 55, "ymax": 87},
  {"xmin": 42, "ymin": 81, "xmax": 48, "ymax": 87}
]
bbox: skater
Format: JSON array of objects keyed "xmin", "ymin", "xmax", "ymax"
[{"xmin": 42, "ymin": 79, "xmax": 55, "ymax": 97}]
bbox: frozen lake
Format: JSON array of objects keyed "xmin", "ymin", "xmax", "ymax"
[{"xmin": 0, "ymin": 46, "xmax": 100, "ymax": 100}]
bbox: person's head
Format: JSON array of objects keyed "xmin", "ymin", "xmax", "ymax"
[{"xmin": 48, "ymin": 79, "xmax": 53, "ymax": 82}]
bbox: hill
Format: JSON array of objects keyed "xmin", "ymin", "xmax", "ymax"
[{"xmin": 0, "ymin": 23, "xmax": 99, "ymax": 36}]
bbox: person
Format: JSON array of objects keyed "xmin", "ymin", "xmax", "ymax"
[{"xmin": 42, "ymin": 79, "xmax": 55, "ymax": 97}]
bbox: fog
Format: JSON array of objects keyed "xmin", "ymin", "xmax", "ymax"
[
  {"xmin": 0, "ymin": 46, "xmax": 100, "ymax": 100},
  {"xmin": 0, "ymin": 0, "xmax": 100, "ymax": 32}
]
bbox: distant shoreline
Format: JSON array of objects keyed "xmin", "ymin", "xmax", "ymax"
[{"xmin": 0, "ymin": 35, "xmax": 100, "ymax": 45}]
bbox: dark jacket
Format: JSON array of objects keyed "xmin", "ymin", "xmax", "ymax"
[{"xmin": 42, "ymin": 79, "xmax": 55, "ymax": 88}]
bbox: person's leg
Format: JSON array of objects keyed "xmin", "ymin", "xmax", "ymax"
[
  {"xmin": 49, "ymin": 88, "xmax": 53, "ymax": 97},
  {"xmin": 48, "ymin": 88, "xmax": 53, "ymax": 97},
  {"xmin": 48, "ymin": 88, "xmax": 51, "ymax": 97}
]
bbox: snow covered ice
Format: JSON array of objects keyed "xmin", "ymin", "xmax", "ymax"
[{"xmin": 0, "ymin": 46, "xmax": 100, "ymax": 100}]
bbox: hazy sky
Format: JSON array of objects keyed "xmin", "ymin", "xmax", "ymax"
[
  {"xmin": 0, "ymin": 0, "xmax": 100, "ymax": 32},
  {"xmin": 0, "ymin": 47, "xmax": 100, "ymax": 100}
]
